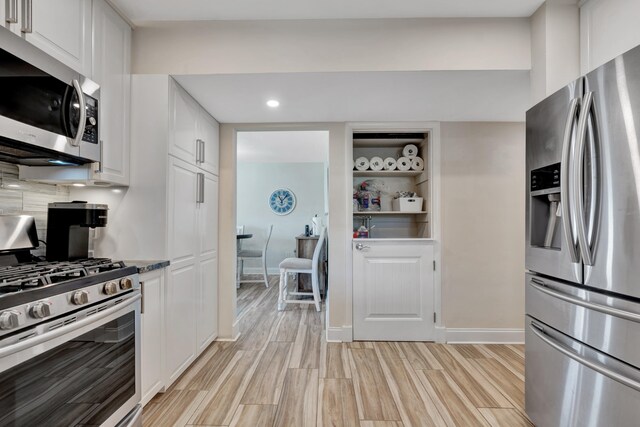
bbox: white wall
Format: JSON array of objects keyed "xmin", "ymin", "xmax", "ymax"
[
  {"xmin": 530, "ymin": 1, "xmax": 580, "ymax": 105},
  {"xmin": 237, "ymin": 162, "xmax": 326, "ymax": 273},
  {"xmin": 440, "ymin": 122, "xmax": 525, "ymax": 330},
  {"xmin": 580, "ymin": 0, "xmax": 640, "ymax": 73},
  {"xmin": 132, "ymin": 18, "xmax": 531, "ymax": 74}
]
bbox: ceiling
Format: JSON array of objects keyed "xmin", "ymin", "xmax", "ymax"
[
  {"xmin": 174, "ymin": 70, "xmax": 530, "ymax": 123},
  {"xmin": 110, "ymin": 0, "xmax": 544, "ymax": 23},
  {"xmin": 237, "ymin": 131, "xmax": 329, "ymax": 163}
]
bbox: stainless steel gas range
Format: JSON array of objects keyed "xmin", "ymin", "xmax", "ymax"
[{"xmin": 0, "ymin": 216, "xmax": 141, "ymax": 427}]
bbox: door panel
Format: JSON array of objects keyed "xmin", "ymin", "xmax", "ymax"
[
  {"xmin": 166, "ymin": 264, "xmax": 197, "ymax": 384},
  {"xmin": 197, "ymin": 255, "xmax": 218, "ymax": 353},
  {"xmin": 141, "ymin": 270, "xmax": 164, "ymax": 405},
  {"xmin": 199, "ymin": 173, "xmax": 218, "ymax": 259},
  {"xmin": 27, "ymin": 0, "xmax": 91, "ymax": 74},
  {"xmin": 92, "ymin": 0, "xmax": 131, "ymax": 185},
  {"xmin": 169, "ymin": 80, "xmax": 198, "ymax": 165},
  {"xmin": 583, "ymin": 44, "xmax": 640, "ymax": 299},
  {"xmin": 168, "ymin": 157, "xmax": 198, "ymax": 267},
  {"xmin": 197, "ymin": 111, "xmax": 219, "ymax": 176},
  {"xmin": 526, "ymin": 78, "xmax": 583, "ymax": 284},
  {"xmin": 353, "ymin": 242, "xmax": 434, "ymax": 341}
]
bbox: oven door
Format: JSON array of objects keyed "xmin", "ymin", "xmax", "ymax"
[{"xmin": 0, "ymin": 292, "xmax": 141, "ymax": 427}]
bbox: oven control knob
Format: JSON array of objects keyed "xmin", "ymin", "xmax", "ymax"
[
  {"xmin": 103, "ymin": 281, "xmax": 118, "ymax": 295},
  {"xmin": 29, "ymin": 302, "xmax": 52, "ymax": 319},
  {"xmin": 119, "ymin": 277, "xmax": 133, "ymax": 290},
  {"xmin": 71, "ymin": 291, "xmax": 90, "ymax": 305},
  {"xmin": 0, "ymin": 310, "xmax": 23, "ymax": 330}
]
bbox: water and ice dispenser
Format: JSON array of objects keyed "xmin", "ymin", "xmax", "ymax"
[{"xmin": 530, "ymin": 163, "xmax": 562, "ymax": 249}]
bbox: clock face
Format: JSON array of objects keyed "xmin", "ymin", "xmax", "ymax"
[{"xmin": 269, "ymin": 188, "xmax": 296, "ymax": 215}]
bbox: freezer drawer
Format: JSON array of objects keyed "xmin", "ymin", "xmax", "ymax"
[
  {"xmin": 525, "ymin": 315, "xmax": 640, "ymax": 427},
  {"xmin": 526, "ymin": 273, "xmax": 640, "ymax": 368}
]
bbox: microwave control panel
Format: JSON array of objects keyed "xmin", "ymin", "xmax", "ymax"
[
  {"xmin": 82, "ymin": 96, "xmax": 98, "ymax": 145},
  {"xmin": 531, "ymin": 162, "xmax": 560, "ymax": 192}
]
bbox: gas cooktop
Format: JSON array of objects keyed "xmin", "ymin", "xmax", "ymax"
[{"xmin": 0, "ymin": 258, "xmax": 129, "ymax": 294}]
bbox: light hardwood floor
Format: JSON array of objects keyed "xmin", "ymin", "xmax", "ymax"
[{"xmin": 143, "ymin": 276, "xmax": 533, "ymax": 427}]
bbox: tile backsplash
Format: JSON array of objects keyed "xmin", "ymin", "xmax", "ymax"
[{"xmin": 0, "ymin": 162, "xmax": 70, "ymax": 255}]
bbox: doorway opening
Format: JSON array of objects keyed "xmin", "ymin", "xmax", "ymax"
[{"xmin": 235, "ymin": 130, "xmax": 329, "ymax": 319}]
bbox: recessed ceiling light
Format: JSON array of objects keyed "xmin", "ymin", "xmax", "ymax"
[
  {"xmin": 72, "ymin": 183, "xmax": 86, "ymax": 187},
  {"xmin": 266, "ymin": 99, "xmax": 280, "ymax": 108}
]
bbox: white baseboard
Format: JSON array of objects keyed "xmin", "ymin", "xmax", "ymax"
[
  {"xmin": 216, "ymin": 320, "xmax": 241, "ymax": 341},
  {"xmin": 326, "ymin": 326, "xmax": 353, "ymax": 342},
  {"xmin": 445, "ymin": 328, "xmax": 525, "ymax": 344}
]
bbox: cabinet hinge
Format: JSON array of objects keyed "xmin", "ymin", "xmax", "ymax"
[
  {"xmin": 433, "ymin": 260, "xmax": 436, "ymax": 271},
  {"xmin": 433, "ymin": 312, "xmax": 437, "ymax": 323}
]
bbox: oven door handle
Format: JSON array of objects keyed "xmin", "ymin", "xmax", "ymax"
[{"xmin": 0, "ymin": 293, "xmax": 140, "ymax": 360}]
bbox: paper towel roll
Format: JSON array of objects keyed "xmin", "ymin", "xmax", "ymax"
[
  {"xmin": 402, "ymin": 144, "xmax": 418, "ymax": 158},
  {"xmin": 369, "ymin": 156, "xmax": 384, "ymax": 171},
  {"xmin": 383, "ymin": 157, "xmax": 397, "ymax": 171},
  {"xmin": 354, "ymin": 157, "xmax": 369, "ymax": 171},
  {"xmin": 397, "ymin": 157, "xmax": 411, "ymax": 171},
  {"xmin": 411, "ymin": 157, "xmax": 424, "ymax": 171}
]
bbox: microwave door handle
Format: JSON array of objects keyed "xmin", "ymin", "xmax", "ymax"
[
  {"xmin": 575, "ymin": 92, "xmax": 594, "ymax": 266},
  {"xmin": 70, "ymin": 79, "xmax": 87, "ymax": 148},
  {"xmin": 561, "ymin": 97, "xmax": 580, "ymax": 263},
  {"xmin": 6, "ymin": 0, "xmax": 18, "ymax": 23}
]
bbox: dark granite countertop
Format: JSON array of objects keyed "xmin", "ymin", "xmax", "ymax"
[{"xmin": 123, "ymin": 260, "xmax": 170, "ymax": 274}]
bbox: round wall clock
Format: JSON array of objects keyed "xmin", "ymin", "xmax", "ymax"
[{"xmin": 269, "ymin": 188, "xmax": 296, "ymax": 215}]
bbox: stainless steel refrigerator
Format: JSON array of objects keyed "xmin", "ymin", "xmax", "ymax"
[{"xmin": 526, "ymin": 43, "xmax": 640, "ymax": 426}]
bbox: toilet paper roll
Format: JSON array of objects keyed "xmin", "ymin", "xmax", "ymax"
[
  {"xmin": 402, "ymin": 144, "xmax": 418, "ymax": 158},
  {"xmin": 369, "ymin": 156, "xmax": 384, "ymax": 171},
  {"xmin": 383, "ymin": 157, "xmax": 397, "ymax": 171},
  {"xmin": 354, "ymin": 157, "xmax": 370, "ymax": 171},
  {"xmin": 397, "ymin": 157, "xmax": 411, "ymax": 171},
  {"xmin": 411, "ymin": 157, "xmax": 424, "ymax": 171}
]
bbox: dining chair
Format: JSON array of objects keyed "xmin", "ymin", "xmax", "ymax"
[
  {"xmin": 278, "ymin": 226, "xmax": 326, "ymax": 311},
  {"xmin": 237, "ymin": 224, "xmax": 273, "ymax": 288}
]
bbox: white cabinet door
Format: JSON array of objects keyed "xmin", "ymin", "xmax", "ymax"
[
  {"xmin": 169, "ymin": 80, "xmax": 198, "ymax": 165},
  {"xmin": 353, "ymin": 242, "xmax": 434, "ymax": 341},
  {"xmin": 26, "ymin": 0, "xmax": 91, "ymax": 74},
  {"xmin": 199, "ymin": 173, "xmax": 218, "ymax": 259},
  {"xmin": 92, "ymin": 0, "xmax": 131, "ymax": 185},
  {"xmin": 197, "ymin": 255, "xmax": 218, "ymax": 353},
  {"xmin": 196, "ymin": 111, "xmax": 219, "ymax": 176},
  {"xmin": 168, "ymin": 157, "xmax": 198, "ymax": 268},
  {"xmin": 165, "ymin": 263, "xmax": 197, "ymax": 385},
  {"xmin": 140, "ymin": 269, "xmax": 164, "ymax": 406}
]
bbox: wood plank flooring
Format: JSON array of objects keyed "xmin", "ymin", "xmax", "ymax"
[{"xmin": 143, "ymin": 277, "xmax": 533, "ymax": 427}]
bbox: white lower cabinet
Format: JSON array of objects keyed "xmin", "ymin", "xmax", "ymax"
[
  {"xmin": 197, "ymin": 255, "xmax": 218, "ymax": 353},
  {"xmin": 140, "ymin": 269, "xmax": 165, "ymax": 406},
  {"xmin": 353, "ymin": 240, "xmax": 435, "ymax": 341},
  {"xmin": 165, "ymin": 263, "xmax": 198, "ymax": 385}
]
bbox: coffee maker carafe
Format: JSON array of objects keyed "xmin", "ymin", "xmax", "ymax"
[{"xmin": 46, "ymin": 201, "xmax": 108, "ymax": 261}]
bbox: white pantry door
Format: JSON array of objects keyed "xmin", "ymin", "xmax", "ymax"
[{"xmin": 353, "ymin": 242, "xmax": 434, "ymax": 341}]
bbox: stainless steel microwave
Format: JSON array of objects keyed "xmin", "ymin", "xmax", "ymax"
[{"xmin": 0, "ymin": 27, "xmax": 100, "ymax": 166}]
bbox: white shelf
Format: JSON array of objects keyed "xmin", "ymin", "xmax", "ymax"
[
  {"xmin": 353, "ymin": 138, "xmax": 424, "ymax": 147},
  {"xmin": 353, "ymin": 211, "xmax": 429, "ymax": 216},
  {"xmin": 353, "ymin": 170, "xmax": 423, "ymax": 177}
]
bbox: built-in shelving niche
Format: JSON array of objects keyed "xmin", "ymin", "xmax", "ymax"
[{"xmin": 352, "ymin": 132, "xmax": 431, "ymax": 239}]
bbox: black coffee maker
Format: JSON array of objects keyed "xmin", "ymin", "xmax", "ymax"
[{"xmin": 46, "ymin": 201, "xmax": 108, "ymax": 261}]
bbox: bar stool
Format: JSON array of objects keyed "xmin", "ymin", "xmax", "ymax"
[{"xmin": 278, "ymin": 227, "xmax": 326, "ymax": 311}]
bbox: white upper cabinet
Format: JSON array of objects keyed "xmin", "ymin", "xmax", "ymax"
[
  {"xmin": 92, "ymin": 0, "xmax": 131, "ymax": 186},
  {"xmin": 196, "ymin": 110, "xmax": 220, "ymax": 176},
  {"xmin": 169, "ymin": 80, "xmax": 199, "ymax": 166},
  {"xmin": 17, "ymin": 0, "xmax": 92, "ymax": 75}
]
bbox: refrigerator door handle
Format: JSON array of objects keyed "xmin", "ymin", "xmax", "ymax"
[
  {"xmin": 575, "ymin": 92, "xmax": 595, "ymax": 266},
  {"xmin": 529, "ymin": 320, "xmax": 640, "ymax": 393},
  {"xmin": 561, "ymin": 97, "xmax": 580, "ymax": 263},
  {"xmin": 530, "ymin": 277, "xmax": 640, "ymax": 323}
]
